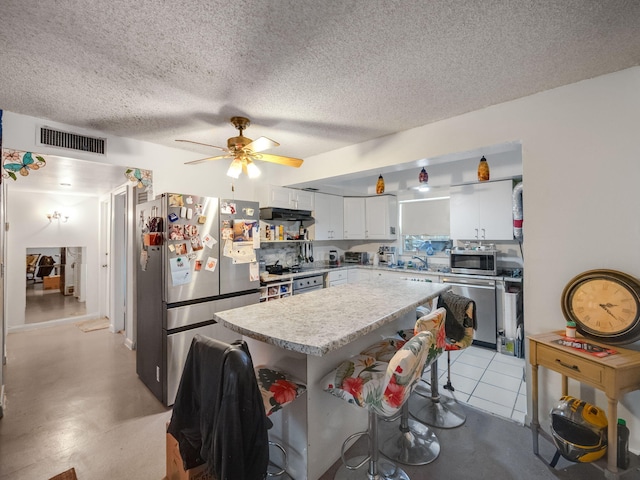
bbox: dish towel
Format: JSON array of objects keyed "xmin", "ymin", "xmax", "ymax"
[{"xmin": 437, "ymin": 291, "xmax": 477, "ymax": 343}]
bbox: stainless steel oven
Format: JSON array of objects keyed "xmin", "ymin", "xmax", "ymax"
[
  {"xmin": 292, "ymin": 274, "xmax": 324, "ymax": 294},
  {"xmin": 450, "ymin": 250, "xmax": 498, "ymax": 276}
]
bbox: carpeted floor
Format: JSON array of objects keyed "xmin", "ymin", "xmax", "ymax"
[{"xmin": 318, "ymin": 404, "xmax": 640, "ymax": 480}]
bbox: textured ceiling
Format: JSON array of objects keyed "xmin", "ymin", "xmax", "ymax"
[{"xmin": 1, "ymin": 0, "xmax": 639, "ymax": 169}]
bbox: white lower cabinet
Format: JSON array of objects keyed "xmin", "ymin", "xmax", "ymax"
[
  {"xmin": 371, "ymin": 269, "xmax": 406, "ymax": 281},
  {"xmin": 347, "ymin": 268, "xmax": 370, "ymax": 284},
  {"xmin": 326, "ymin": 270, "xmax": 348, "ymax": 287}
]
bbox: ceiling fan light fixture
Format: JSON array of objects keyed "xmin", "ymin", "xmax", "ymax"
[
  {"xmin": 226, "ymin": 158, "xmax": 243, "ymax": 178},
  {"xmin": 246, "ymin": 160, "xmax": 261, "ymax": 179}
]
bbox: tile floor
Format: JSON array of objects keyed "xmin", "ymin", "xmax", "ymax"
[{"xmin": 430, "ymin": 344, "xmax": 527, "ymax": 424}]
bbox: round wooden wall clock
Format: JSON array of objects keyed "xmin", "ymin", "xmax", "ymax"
[{"xmin": 561, "ymin": 269, "xmax": 640, "ymax": 345}]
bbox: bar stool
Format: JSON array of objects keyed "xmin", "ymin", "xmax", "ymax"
[
  {"xmin": 168, "ymin": 335, "xmax": 270, "ymax": 479},
  {"xmin": 255, "ymin": 366, "xmax": 307, "ymax": 478},
  {"xmin": 409, "ymin": 292, "xmax": 476, "ymax": 429},
  {"xmin": 380, "ymin": 307, "xmax": 447, "ymax": 465},
  {"xmin": 168, "ymin": 335, "xmax": 306, "ymax": 480},
  {"xmin": 322, "ymin": 319, "xmax": 442, "ymax": 480}
]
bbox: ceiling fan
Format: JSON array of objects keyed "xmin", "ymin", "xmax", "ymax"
[{"xmin": 177, "ymin": 116, "xmax": 304, "ymax": 179}]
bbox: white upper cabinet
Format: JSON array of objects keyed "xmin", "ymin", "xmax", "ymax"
[
  {"xmin": 259, "ymin": 185, "xmax": 315, "ymax": 210},
  {"xmin": 314, "ymin": 193, "xmax": 344, "ymax": 240},
  {"xmin": 343, "ymin": 197, "xmax": 366, "ymax": 239},
  {"xmin": 343, "ymin": 195, "xmax": 397, "ymax": 240},
  {"xmin": 290, "ymin": 189, "xmax": 314, "ymax": 211},
  {"xmin": 365, "ymin": 195, "xmax": 397, "ymax": 240},
  {"xmin": 449, "ymin": 180, "xmax": 514, "ymax": 241}
]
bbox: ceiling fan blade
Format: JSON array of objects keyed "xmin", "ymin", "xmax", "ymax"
[
  {"xmin": 253, "ymin": 153, "xmax": 304, "ymax": 168},
  {"xmin": 185, "ymin": 154, "xmax": 234, "ymax": 165},
  {"xmin": 245, "ymin": 136, "xmax": 279, "ymax": 154},
  {"xmin": 176, "ymin": 139, "xmax": 229, "ymax": 153}
]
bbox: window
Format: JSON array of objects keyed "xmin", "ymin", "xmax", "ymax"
[{"xmin": 399, "ymin": 197, "xmax": 450, "ymax": 254}]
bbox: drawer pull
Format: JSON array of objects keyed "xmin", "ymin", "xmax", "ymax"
[{"xmin": 555, "ymin": 359, "xmax": 580, "ymax": 372}]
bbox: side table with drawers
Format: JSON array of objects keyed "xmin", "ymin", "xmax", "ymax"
[{"xmin": 529, "ymin": 331, "xmax": 640, "ymax": 479}]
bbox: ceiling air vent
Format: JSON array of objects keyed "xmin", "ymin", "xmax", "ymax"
[{"xmin": 38, "ymin": 126, "xmax": 106, "ymax": 155}]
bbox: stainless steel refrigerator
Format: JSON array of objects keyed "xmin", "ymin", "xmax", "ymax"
[{"xmin": 136, "ymin": 193, "xmax": 260, "ymax": 406}]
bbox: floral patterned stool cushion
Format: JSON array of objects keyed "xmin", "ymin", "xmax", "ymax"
[
  {"xmin": 323, "ymin": 328, "xmax": 437, "ymax": 418},
  {"xmin": 361, "ymin": 308, "xmax": 447, "ymax": 362},
  {"xmin": 255, "ymin": 367, "xmax": 307, "ymax": 417}
]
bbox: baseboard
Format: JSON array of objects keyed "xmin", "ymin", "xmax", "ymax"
[
  {"xmin": 0, "ymin": 383, "xmax": 5, "ymax": 419},
  {"xmin": 124, "ymin": 337, "xmax": 136, "ymax": 351}
]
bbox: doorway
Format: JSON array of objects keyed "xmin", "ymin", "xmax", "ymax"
[{"xmin": 25, "ymin": 246, "xmax": 87, "ymax": 324}]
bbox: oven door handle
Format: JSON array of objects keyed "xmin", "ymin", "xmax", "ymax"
[{"xmin": 441, "ymin": 278, "xmax": 496, "ymax": 289}]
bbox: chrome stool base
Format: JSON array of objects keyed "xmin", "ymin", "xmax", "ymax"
[
  {"xmin": 334, "ymin": 456, "xmax": 410, "ymax": 480},
  {"xmin": 267, "ymin": 440, "xmax": 292, "ymax": 478},
  {"xmin": 409, "ymin": 362, "xmax": 466, "ymax": 429},
  {"xmin": 409, "ymin": 384, "xmax": 466, "ymax": 429},
  {"xmin": 379, "ymin": 413, "xmax": 440, "ymax": 466},
  {"xmin": 335, "ymin": 411, "xmax": 410, "ymax": 480}
]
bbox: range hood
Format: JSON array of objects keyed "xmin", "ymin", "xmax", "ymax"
[{"xmin": 260, "ymin": 207, "xmax": 314, "ymax": 222}]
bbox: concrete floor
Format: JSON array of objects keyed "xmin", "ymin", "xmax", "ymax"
[
  {"xmin": 1, "ymin": 323, "xmax": 637, "ymax": 480},
  {"xmin": 0, "ymin": 323, "xmax": 171, "ymax": 479},
  {"xmin": 25, "ymin": 283, "xmax": 86, "ymax": 324}
]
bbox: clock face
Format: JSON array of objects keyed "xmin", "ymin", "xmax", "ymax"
[{"xmin": 562, "ymin": 270, "xmax": 640, "ymax": 345}]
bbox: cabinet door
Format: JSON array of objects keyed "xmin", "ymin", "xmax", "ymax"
[
  {"xmin": 326, "ymin": 270, "xmax": 348, "ymax": 287},
  {"xmin": 343, "ymin": 197, "xmax": 366, "ymax": 239},
  {"xmin": 314, "ymin": 193, "xmax": 332, "ymax": 240},
  {"xmin": 329, "ymin": 194, "xmax": 344, "ymax": 240},
  {"xmin": 365, "ymin": 196, "xmax": 396, "ymax": 239},
  {"xmin": 314, "ymin": 193, "xmax": 344, "ymax": 240},
  {"xmin": 348, "ymin": 268, "xmax": 371, "ymax": 284},
  {"xmin": 477, "ymin": 180, "xmax": 513, "ymax": 240},
  {"xmin": 268, "ymin": 186, "xmax": 293, "ymax": 209},
  {"xmin": 365, "ymin": 196, "xmax": 388, "ymax": 239},
  {"xmin": 372, "ymin": 269, "xmax": 406, "ymax": 281},
  {"xmin": 292, "ymin": 189, "xmax": 315, "ymax": 211},
  {"xmin": 450, "ymin": 184, "xmax": 479, "ymax": 240}
]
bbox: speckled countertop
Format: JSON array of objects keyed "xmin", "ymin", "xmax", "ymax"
[
  {"xmin": 214, "ymin": 278, "xmax": 449, "ymax": 356},
  {"xmin": 260, "ymin": 264, "xmax": 522, "ymax": 283}
]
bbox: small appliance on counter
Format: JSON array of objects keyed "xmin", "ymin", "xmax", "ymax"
[
  {"xmin": 378, "ymin": 246, "xmax": 396, "ymax": 264},
  {"xmin": 344, "ymin": 252, "xmax": 369, "ymax": 265},
  {"xmin": 329, "ymin": 250, "xmax": 339, "ymax": 266}
]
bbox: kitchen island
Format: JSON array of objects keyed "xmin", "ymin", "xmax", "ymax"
[{"xmin": 214, "ymin": 278, "xmax": 449, "ymax": 480}]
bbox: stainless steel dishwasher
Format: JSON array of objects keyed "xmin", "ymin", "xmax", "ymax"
[{"xmin": 440, "ymin": 276, "xmax": 497, "ymax": 349}]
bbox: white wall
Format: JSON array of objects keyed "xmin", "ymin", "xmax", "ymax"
[
  {"xmin": 2, "ymin": 111, "xmax": 258, "ymax": 200},
  {"xmin": 6, "ymin": 190, "xmax": 99, "ymax": 328},
  {"xmin": 272, "ymin": 67, "xmax": 640, "ymax": 450}
]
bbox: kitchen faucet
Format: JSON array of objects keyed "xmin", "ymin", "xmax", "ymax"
[{"xmin": 411, "ymin": 256, "xmax": 428, "ymax": 270}]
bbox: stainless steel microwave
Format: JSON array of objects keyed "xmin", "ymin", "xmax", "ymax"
[{"xmin": 449, "ymin": 250, "xmax": 498, "ymax": 276}]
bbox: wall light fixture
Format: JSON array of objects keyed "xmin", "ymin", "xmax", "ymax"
[{"xmin": 47, "ymin": 211, "xmax": 69, "ymax": 223}]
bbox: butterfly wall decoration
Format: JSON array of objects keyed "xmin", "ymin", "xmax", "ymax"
[
  {"xmin": 125, "ymin": 168, "xmax": 152, "ymax": 190},
  {"xmin": 2, "ymin": 149, "xmax": 46, "ymax": 180}
]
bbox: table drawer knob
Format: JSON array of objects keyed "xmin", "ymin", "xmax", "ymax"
[{"xmin": 555, "ymin": 359, "xmax": 580, "ymax": 372}]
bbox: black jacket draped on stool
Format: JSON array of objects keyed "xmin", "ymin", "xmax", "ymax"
[
  {"xmin": 438, "ymin": 290, "xmax": 477, "ymax": 342},
  {"xmin": 167, "ymin": 334, "xmax": 269, "ymax": 479}
]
